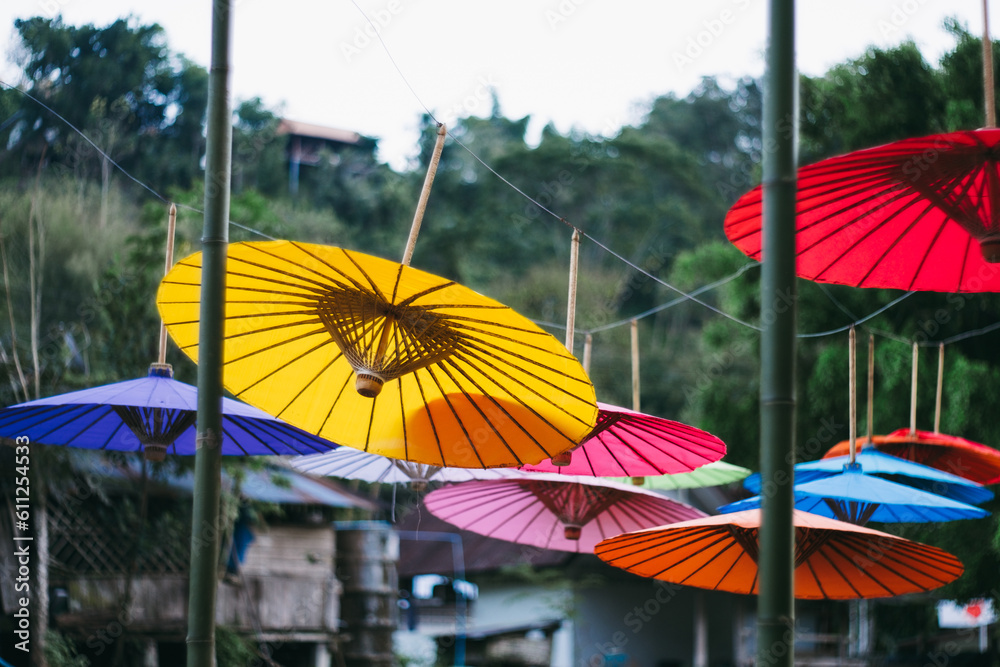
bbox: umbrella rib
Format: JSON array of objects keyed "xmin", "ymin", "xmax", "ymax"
[
  {"xmin": 450, "ymin": 320, "xmax": 583, "ymax": 356},
  {"xmin": 236, "ymin": 351, "xmax": 339, "ymax": 421},
  {"xmin": 807, "ymin": 194, "xmax": 934, "ymax": 282},
  {"xmin": 176, "ymin": 321, "xmax": 330, "ymax": 356},
  {"xmin": 217, "ymin": 417, "xmax": 254, "ymax": 456},
  {"xmin": 589, "ymin": 430, "xmax": 660, "ymax": 475},
  {"xmin": 620, "ymin": 417, "xmax": 726, "ymax": 454},
  {"xmin": 248, "ymin": 416, "xmax": 335, "ymax": 454},
  {"xmin": 263, "ymin": 241, "xmax": 391, "ymax": 301},
  {"xmin": 843, "ymin": 534, "xmax": 956, "ymax": 594},
  {"xmin": 317, "ymin": 368, "xmax": 355, "ymax": 440},
  {"xmin": 409, "ymin": 372, "xmax": 450, "ymax": 466},
  {"xmin": 820, "ymin": 538, "xmax": 893, "ymax": 596},
  {"xmin": 227, "ymin": 252, "xmax": 358, "ymax": 294},
  {"xmin": 334, "ymin": 244, "xmax": 394, "ymax": 303},
  {"xmin": 435, "ymin": 361, "xmax": 551, "ymax": 463},
  {"xmin": 394, "ymin": 280, "xmax": 465, "ymax": 308},
  {"xmin": 362, "ymin": 397, "xmax": 379, "ymax": 454},
  {"xmin": 450, "ymin": 345, "xmax": 594, "ymax": 427},
  {"xmin": 852, "ymin": 535, "xmax": 963, "ymax": 583},
  {"xmin": 396, "ymin": 373, "xmax": 412, "ymax": 464},
  {"xmin": 421, "ymin": 365, "xmax": 494, "ymax": 466},
  {"xmin": 602, "ymin": 419, "xmax": 723, "ymax": 470},
  {"xmin": 27, "ymin": 404, "xmax": 112, "ymax": 441}
]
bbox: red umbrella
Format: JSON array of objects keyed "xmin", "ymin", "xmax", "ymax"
[
  {"xmin": 422, "ymin": 472, "xmax": 705, "ymax": 553},
  {"xmin": 725, "ymin": 128, "xmax": 1000, "ymax": 293},
  {"xmin": 594, "ymin": 509, "xmax": 964, "ymax": 600},
  {"xmin": 824, "ymin": 428, "xmax": 1000, "ymax": 485}
]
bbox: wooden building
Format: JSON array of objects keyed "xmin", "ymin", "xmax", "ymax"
[{"xmin": 276, "ymin": 119, "xmax": 377, "ymax": 194}]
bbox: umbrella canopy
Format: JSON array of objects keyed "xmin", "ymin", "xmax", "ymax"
[
  {"xmin": 0, "ymin": 364, "xmax": 339, "ymax": 460},
  {"xmin": 518, "ymin": 401, "xmax": 726, "ymax": 477},
  {"xmin": 719, "ymin": 465, "xmax": 989, "ymax": 524},
  {"xmin": 594, "ymin": 508, "xmax": 964, "ymax": 600},
  {"xmin": 422, "ymin": 472, "xmax": 706, "ymax": 553},
  {"xmin": 743, "ymin": 448, "xmax": 993, "ymax": 505},
  {"xmin": 289, "ymin": 446, "xmax": 520, "ymax": 491},
  {"xmin": 824, "ymin": 429, "xmax": 1000, "ymax": 485},
  {"xmin": 630, "ymin": 461, "xmax": 752, "ymax": 491},
  {"xmin": 156, "ymin": 241, "xmax": 599, "ymax": 469},
  {"xmin": 725, "ymin": 128, "xmax": 1000, "ymax": 293}
]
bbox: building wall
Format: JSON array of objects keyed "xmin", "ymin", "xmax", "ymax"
[
  {"xmin": 55, "ymin": 524, "xmax": 341, "ymax": 638},
  {"xmin": 573, "ymin": 582, "xmax": 742, "ymax": 667}
]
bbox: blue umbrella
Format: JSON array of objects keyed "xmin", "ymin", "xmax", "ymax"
[
  {"xmin": 719, "ymin": 463, "xmax": 990, "ymax": 524},
  {"xmin": 742, "ymin": 448, "xmax": 993, "ymax": 506},
  {"xmin": 0, "ymin": 363, "xmax": 340, "ymax": 461}
]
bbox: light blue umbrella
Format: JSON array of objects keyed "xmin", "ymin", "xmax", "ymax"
[
  {"xmin": 742, "ymin": 448, "xmax": 993, "ymax": 505},
  {"xmin": 720, "ymin": 463, "xmax": 990, "ymax": 524}
]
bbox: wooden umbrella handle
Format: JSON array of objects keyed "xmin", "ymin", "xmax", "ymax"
[
  {"xmin": 402, "ymin": 124, "xmax": 447, "ymax": 266},
  {"xmin": 565, "ymin": 229, "xmax": 580, "ymax": 351},
  {"xmin": 157, "ymin": 203, "xmax": 178, "ymax": 366},
  {"xmin": 985, "ymin": 0, "xmax": 996, "ymax": 128}
]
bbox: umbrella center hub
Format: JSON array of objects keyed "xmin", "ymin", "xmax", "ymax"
[
  {"xmin": 980, "ymin": 235, "xmax": 1000, "ymax": 263},
  {"xmin": 316, "ymin": 288, "xmax": 462, "ymax": 397}
]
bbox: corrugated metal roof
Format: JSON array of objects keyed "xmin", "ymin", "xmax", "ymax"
[
  {"xmin": 396, "ymin": 502, "xmax": 571, "ymax": 577},
  {"xmin": 59, "ymin": 449, "xmax": 376, "ymax": 509}
]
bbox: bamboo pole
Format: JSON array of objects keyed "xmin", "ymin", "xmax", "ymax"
[
  {"xmin": 758, "ymin": 0, "xmax": 797, "ymax": 663},
  {"xmin": 187, "ymin": 1, "xmax": 233, "ymax": 664},
  {"xmin": 849, "ymin": 327, "xmax": 857, "ymax": 464},
  {"xmin": 909, "ymin": 342, "xmax": 919, "ymax": 435},
  {"xmin": 934, "ymin": 343, "xmax": 945, "ymax": 434}
]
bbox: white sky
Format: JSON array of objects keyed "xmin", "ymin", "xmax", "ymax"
[{"xmin": 0, "ymin": 0, "xmax": 991, "ymax": 170}]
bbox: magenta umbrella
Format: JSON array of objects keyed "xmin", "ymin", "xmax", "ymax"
[
  {"xmin": 519, "ymin": 401, "xmax": 727, "ymax": 477},
  {"xmin": 422, "ymin": 472, "xmax": 706, "ymax": 553}
]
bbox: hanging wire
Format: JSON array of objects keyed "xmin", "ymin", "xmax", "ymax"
[
  {"xmin": 815, "ymin": 282, "xmax": 859, "ymax": 321},
  {"xmin": 0, "ymin": 79, "xmax": 278, "ymax": 242}
]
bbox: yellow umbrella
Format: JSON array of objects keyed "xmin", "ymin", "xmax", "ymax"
[{"xmin": 156, "ymin": 240, "xmax": 598, "ymax": 468}]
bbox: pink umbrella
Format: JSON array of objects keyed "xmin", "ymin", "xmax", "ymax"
[
  {"xmin": 520, "ymin": 401, "xmax": 727, "ymax": 477},
  {"xmin": 422, "ymin": 472, "xmax": 706, "ymax": 553},
  {"xmin": 540, "ymin": 278, "xmax": 727, "ymax": 478}
]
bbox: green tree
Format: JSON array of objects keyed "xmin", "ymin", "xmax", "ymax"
[
  {"xmin": 799, "ymin": 41, "xmax": 946, "ymax": 162},
  {"xmin": 4, "ymin": 16, "xmax": 207, "ymax": 190}
]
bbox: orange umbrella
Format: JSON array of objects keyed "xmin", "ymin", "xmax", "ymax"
[
  {"xmin": 594, "ymin": 509, "xmax": 964, "ymax": 600},
  {"xmin": 824, "ymin": 429, "xmax": 1000, "ymax": 485}
]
